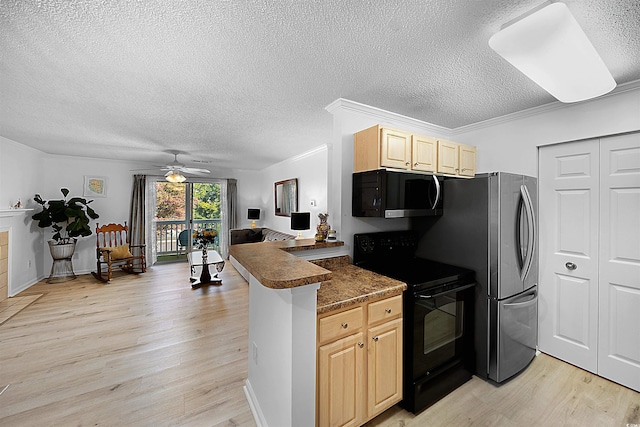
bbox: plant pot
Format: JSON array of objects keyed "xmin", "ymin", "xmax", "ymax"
[{"xmin": 47, "ymin": 240, "xmax": 77, "ymax": 283}]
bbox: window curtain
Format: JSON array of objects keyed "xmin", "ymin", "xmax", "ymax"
[
  {"xmin": 220, "ymin": 178, "xmax": 237, "ymax": 259},
  {"xmin": 146, "ymin": 177, "xmax": 159, "ymax": 265},
  {"xmin": 228, "ymin": 178, "xmax": 238, "ymax": 230},
  {"xmin": 129, "ymin": 175, "xmax": 148, "ymax": 266}
]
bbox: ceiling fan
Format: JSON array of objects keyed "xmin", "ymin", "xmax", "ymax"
[{"xmin": 134, "ymin": 151, "xmax": 211, "ymax": 182}]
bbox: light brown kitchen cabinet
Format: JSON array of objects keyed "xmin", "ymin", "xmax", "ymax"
[
  {"xmin": 317, "ymin": 294, "xmax": 403, "ymax": 427},
  {"xmin": 354, "ymin": 125, "xmax": 436, "ymax": 173},
  {"xmin": 436, "ymin": 140, "xmax": 477, "ymax": 177},
  {"xmin": 354, "ymin": 124, "xmax": 475, "ymax": 177},
  {"xmin": 458, "ymin": 143, "xmax": 477, "ymax": 177},
  {"xmin": 318, "ymin": 331, "xmax": 366, "ymax": 427}
]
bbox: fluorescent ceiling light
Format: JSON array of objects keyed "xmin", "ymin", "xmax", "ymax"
[
  {"xmin": 489, "ymin": 2, "xmax": 616, "ymax": 103},
  {"xmin": 165, "ymin": 170, "xmax": 186, "ymax": 183}
]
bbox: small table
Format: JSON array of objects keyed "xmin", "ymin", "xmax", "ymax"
[{"xmin": 188, "ymin": 249, "xmax": 225, "ymax": 289}]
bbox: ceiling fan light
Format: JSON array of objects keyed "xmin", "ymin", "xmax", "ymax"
[
  {"xmin": 165, "ymin": 171, "xmax": 186, "ymax": 183},
  {"xmin": 489, "ymin": 2, "xmax": 616, "ymax": 103}
]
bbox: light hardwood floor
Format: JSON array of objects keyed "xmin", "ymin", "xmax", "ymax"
[{"xmin": 1, "ymin": 262, "xmax": 638, "ymax": 426}]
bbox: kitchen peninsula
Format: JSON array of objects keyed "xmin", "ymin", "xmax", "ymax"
[{"xmin": 229, "ymin": 239, "xmax": 406, "ymax": 427}]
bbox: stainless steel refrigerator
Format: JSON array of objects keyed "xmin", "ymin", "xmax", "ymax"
[{"xmin": 414, "ymin": 172, "xmax": 538, "ymax": 383}]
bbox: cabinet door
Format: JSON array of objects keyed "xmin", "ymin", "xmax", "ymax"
[
  {"xmin": 380, "ymin": 128, "xmax": 411, "ymax": 170},
  {"xmin": 367, "ymin": 318, "xmax": 402, "ymax": 419},
  {"xmin": 411, "ymin": 134, "xmax": 437, "ymax": 172},
  {"xmin": 318, "ymin": 332, "xmax": 365, "ymax": 427},
  {"xmin": 437, "ymin": 139, "xmax": 459, "ymax": 175},
  {"xmin": 458, "ymin": 143, "xmax": 477, "ymax": 177}
]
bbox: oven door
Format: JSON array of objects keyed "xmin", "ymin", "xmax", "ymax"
[{"xmin": 412, "ymin": 283, "xmax": 475, "ymax": 379}]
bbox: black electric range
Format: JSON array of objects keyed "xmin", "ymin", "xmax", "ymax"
[{"xmin": 354, "ymin": 231, "xmax": 476, "ymax": 414}]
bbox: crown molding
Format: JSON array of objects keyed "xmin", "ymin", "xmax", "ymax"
[
  {"xmin": 326, "ymin": 79, "xmax": 640, "ymax": 138},
  {"xmin": 325, "ymin": 98, "xmax": 451, "ymax": 136},
  {"xmin": 451, "ymin": 79, "xmax": 640, "ymax": 136}
]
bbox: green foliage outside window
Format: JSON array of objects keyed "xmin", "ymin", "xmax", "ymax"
[{"xmin": 155, "ymin": 182, "xmax": 220, "ymax": 220}]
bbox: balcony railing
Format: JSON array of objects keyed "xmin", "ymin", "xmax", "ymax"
[{"xmin": 155, "ymin": 219, "xmax": 221, "ymax": 255}]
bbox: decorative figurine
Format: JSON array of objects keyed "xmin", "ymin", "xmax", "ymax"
[{"xmin": 316, "ymin": 213, "xmax": 330, "ymax": 242}]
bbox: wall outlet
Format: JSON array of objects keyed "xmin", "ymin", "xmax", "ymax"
[
  {"xmin": 252, "ymin": 342, "xmax": 258, "ymax": 365},
  {"xmin": 27, "ymin": 259, "xmax": 32, "ymax": 269},
  {"xmin": 310, "ymin": 200, "xmax": 316, "ymax": 207}
]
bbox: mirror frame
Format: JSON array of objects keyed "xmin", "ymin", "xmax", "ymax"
[{"xmin": 274, "ymin": 178, "xmax": 298, "ymax": 217}]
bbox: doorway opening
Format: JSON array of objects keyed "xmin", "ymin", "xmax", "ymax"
[{"xmin": 154, "ymin": 181, "xmax": 222, "ymax": 262}]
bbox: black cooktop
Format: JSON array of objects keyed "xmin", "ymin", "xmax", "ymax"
[{"xmin": 354, "ymin": 231, "xmax": 474, "ymax": 288}]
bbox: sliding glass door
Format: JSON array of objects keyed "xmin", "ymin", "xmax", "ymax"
[{"xmin": 154, "ymin": 180, "xmax": 223, "ymax": 262}]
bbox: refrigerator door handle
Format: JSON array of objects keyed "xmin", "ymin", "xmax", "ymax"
[
  {"xmin": 431, "ymin": 175, "xmax": 441, "ymax": 210},
  {"xmin": 503, "ymin": 288, "xmax": 537, "ymax": 308},
  {"xmin": 519, "ymin": 184, "xmax": 536, "ymax": 282}
]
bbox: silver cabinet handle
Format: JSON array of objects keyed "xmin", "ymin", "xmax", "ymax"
[
  {"xmin": 341, "ymin": 322, "xmax": 348, "ymax": 329},
  {"xmin": 565, "ymin": 262, "xmax": 577, "ymax": 270},
  {"xmin": 385, "ymin": 308, "xmax": 392, "ymax": 313},
  {"xmin": 405, "ymin": 161, "xmax": 410, "ymax": 166},
  {"xmin": 358, "ymin": 342, "xmax": 364, "ymax": 348},
  {"xmin": 372, "ymin": 336, "xmax": 379, "ymax": 342},
  {"xmin": 414, "ymin": 162, "xmax": 419, "ymax": 166}
]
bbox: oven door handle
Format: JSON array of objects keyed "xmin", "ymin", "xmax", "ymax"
[{"xmin": 415, "ymin": 282, "xmax": 476, "ymax": 299}]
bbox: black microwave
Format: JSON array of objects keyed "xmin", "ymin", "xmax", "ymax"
[{"xmin": 352, "ymin": 170, "xmax": 443, "ymax": 218}]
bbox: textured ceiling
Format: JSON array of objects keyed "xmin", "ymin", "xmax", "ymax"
[{"xmin": 1, "ymin": 0, "xmax": 639, "ymax": 171}]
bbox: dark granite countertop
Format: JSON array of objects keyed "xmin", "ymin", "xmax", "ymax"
[
  {"xmin": 312, "ymin": 255, "xmax": 407, "ymax": 314},
  {"xmin": 229, "ymin": 240, "xmax": 405, "ymax": 313}
]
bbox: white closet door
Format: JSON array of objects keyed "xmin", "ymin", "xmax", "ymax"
[
  {"xmin": 538, "ymin": 139, "xmax": 600, "ymax": 373},
  {"xmin": 598, "ymin": 133, "xmax": 640, "ymax": 392}
]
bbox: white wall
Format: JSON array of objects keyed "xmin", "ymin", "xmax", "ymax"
[
  {"xmin": 325, "ymin": 99, "xmax": 452, "ymax": 256},
  {"xmin": 325, "ymin": 84, "xmax": 640, "ymax": 258},
  {"xmin": 0, "ymin": 137, "xmax": 44, "ymax": 293},
  {"xmin": 235, "ymin": 146, "xmax": 329, "ymax": 238},
  {"xmin": 453, "ymin": 84, "xmax": 640, "ymax": 177},
  {"xmin": 0, "ymin": 137, "xmax": 245, "ymax": 292}
]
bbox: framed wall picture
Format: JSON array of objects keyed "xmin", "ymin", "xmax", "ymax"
[{"xmin": 84, "ymin": 176, "xmax": 108, "ymax": 198}]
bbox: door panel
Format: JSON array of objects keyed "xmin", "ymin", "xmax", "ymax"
[
  {"xmin": 523, "ymin": 176, "xmax": 539, "ymax": 291},
  {"xmin": 381, "ymin": 128, "xmax": 411, "ymax": 170},
  {"xmin": 489, "ymin": 286, "xmax": 537, "ymax": 382},
  {"xmin": 554, "ymin": 273, "xmax": 592, "ymax": 348},
  {"xmin": 598, "ymin": 133, "xmax": 640, "ymax": 392},
  {"xmin": 412, "ymin": 134, "xmax": 437, "ymax": 172},
  {"xmin": 496, "ymin": 173, "xmax": 525, "ymax": 299},
  {"xmin": 367, "ymin": 319, "xmax": 402, "ymax": 419},
  {"xmin": 318, "ymin": 332, "xmax": 365, "ymax": 427},
  {"xmin": 538, "ymin": 140, "xmax": 599, "ymax": 373}
]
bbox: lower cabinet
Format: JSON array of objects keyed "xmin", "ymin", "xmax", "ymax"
[{"xmin": 317, "ymin": 295, "xmax": 403, "ymax": 427}]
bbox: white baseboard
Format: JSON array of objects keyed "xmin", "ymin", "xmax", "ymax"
[{"xmin": 244, "ymin": 379, "xmax": 267, "ymax": 427}]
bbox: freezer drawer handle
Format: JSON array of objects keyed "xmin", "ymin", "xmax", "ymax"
[
  {"xmin": 565, "ymin": 262, "xmax": 577, "ymax": 270},
  {"xmin": 503, "ymin": 289, "xmax": 538, "ymax": 308}
]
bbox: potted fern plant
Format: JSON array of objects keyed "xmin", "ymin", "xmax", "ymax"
[{"xmin": 32, "ymin": 188, "xmax": 100, "ymax": 282}]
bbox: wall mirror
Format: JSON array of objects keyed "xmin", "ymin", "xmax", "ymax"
[{"xmin": 274, "ymin": 178, "xmax": 298, "ymax": 217}]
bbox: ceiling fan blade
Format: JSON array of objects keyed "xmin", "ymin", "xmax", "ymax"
[{"xmin": 182, "ymin": 167, "xmax": 211, "ymax": 174}]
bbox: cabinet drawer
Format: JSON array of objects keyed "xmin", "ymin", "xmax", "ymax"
[
  {"xmin": 319, "ymin": 306, "xmax": 363, "ymax": 344},
  {"xmin": 368, "ymin": 295, "xmax": 402, "ymax": 325}
]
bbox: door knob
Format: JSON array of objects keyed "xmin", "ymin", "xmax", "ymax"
[{"xmin": 565, "ymin": 262, "xmax": 577, "ymax": 270}]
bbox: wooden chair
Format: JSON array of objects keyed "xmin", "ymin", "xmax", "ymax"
[{"xmin": 92, "ymin": 222, "xmax": 146, "ymax": 282}]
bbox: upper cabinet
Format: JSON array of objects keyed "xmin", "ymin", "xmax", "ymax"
[
  {"xmin": 436, "ymin": 139, "xmax": 477, "ymax": 177},
  {"xmin": 354, "ymin": 125, "xmax": 475, "ymax": 178}
]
